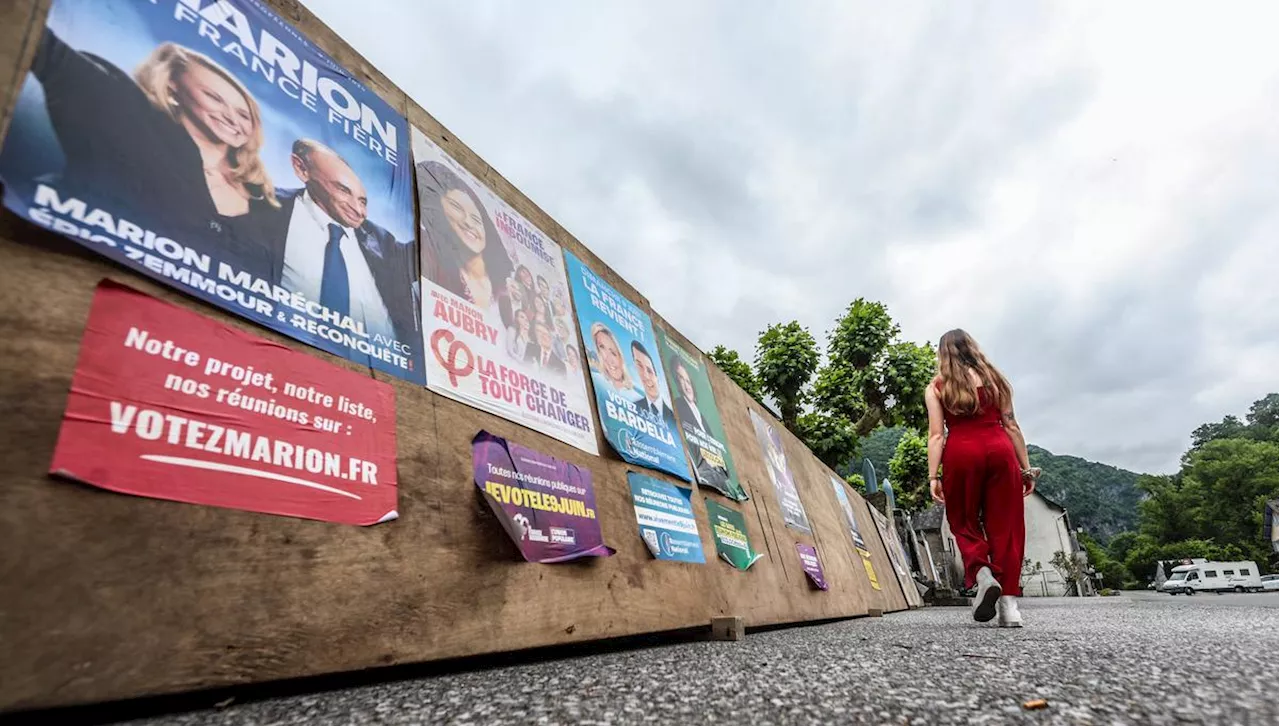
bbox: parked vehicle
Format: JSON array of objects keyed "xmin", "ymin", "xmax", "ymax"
[
  {"xmin": 1262, "ymin": 574, "xmax": 1278, "ymax": 592},
  {"xmin": 1159, "ymin": 561, "xmax": 1263, "ymax": 594}
]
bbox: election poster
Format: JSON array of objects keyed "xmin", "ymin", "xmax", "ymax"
[
  {"xmin": 627, "ymin": 473, "xmax": 704, "ymax": 564},
  {"xmin": 472, "ymin": 430, "xmax": 614, "ymax": 563},
  {"xmin": 868, "ymin": 503, "xmax": 917, "ymax": 602},
  {"xmin": 414, "ymin": 131, "xmax": 597, "ymax": 454},
  {"xmin": 564, "ymin": 252, "xmax": 691, "ymax": 481},
  {"xmin": 748, "ymin": 408, "xmax": 811, "ymax": 533},
  {"xmin": 795, "ymin": 543, "xmax": 828, "ymax": 591},
  {"xmin": 706, "ymin": 499, "xmax": 763, "ymax": 571},
  {"xmin": 654, "ymin": 328, "xmax": 746, "ymax": 501},
  {"xmin": 0, "ymin": 0, "xmax": 422, "ymax": 383},
  {"xmin": 49, "ymin": 281, "xmax": 399, "ymax": 525},
  {"xmin": 830, "ymin": 475, "xmax": 881, "ymax": 591}
]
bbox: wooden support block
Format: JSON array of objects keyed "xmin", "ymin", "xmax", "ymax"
[
  {"xmin": 867, "ymin": 608, "xmax": 883, "ymax": 618},
  {"xmin": 710, "ymin": 616, "xmax": 745, "ymax": 641}
]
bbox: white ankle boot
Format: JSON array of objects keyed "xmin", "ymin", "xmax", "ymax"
[
  {"xmin": 998, "ymin": 595, "xmax": 1023, "ymax": 628},
  {"xmin": 972, "ymin": 566, "xmax": 1002, "ymax": 622}
]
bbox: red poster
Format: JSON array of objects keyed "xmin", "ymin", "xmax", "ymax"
[{"xmin": 51, "ymin": 281, "xmax": 399, "ymax": 525}]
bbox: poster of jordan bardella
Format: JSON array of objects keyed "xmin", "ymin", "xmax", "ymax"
[{"xmin": 0, "ymin": 0, "xmax": 423, "ymax": 383}]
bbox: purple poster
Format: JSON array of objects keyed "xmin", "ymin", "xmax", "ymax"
[
  {"xmin": 472, "ymin": 431, "xmax": 615, "ymax": 563},
  {"xmin": 796, "ymin": 543, "xmax": 828, "ymax": 591}
]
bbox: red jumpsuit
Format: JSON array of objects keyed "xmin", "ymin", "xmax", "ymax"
[{"xmin": 940, "ymin": 386, "xmax": 1025, "ymax": 596}]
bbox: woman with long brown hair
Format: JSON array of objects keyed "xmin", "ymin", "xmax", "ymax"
[{"xmin": 925, "ymin": 329, "xmax": 1039, "ymax": 627}]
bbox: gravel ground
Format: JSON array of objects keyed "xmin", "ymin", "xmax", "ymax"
[{"xmin": 128, "ymin": 591, "xmax": 1278, "ymax": 726}]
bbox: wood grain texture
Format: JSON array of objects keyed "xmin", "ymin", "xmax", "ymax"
[{"xmin": 0, "ymin": 0, "xmax": 905, "ymax": 712}]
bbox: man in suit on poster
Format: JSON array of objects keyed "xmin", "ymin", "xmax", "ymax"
[
  {"xmin": 526, "ymin": 319, "xmax": 567, "ymax": 375},
  {"xmin": 631, "ymin": 341, "xmax": 677, "ymax": 433},
  {"xmin": 269, "ymin": 139, "xmax": 418, "ymax": 352}
]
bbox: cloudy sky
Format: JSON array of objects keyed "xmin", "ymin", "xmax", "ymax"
[{"xmin": 303, "ymin": 1, "xmax": 1278, "ymax": 474}]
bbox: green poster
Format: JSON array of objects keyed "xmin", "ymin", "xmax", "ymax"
[
  {"xmin": 706, "ymin": 499, "xmax": 763, "ymax": 571},
  {"xmin": 655, "ymin": 329, "xmax": 747, "ymax": 501}
]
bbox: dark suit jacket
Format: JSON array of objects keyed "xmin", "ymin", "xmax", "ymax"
[
  {"xmin": 525, "ymin": 343, "xmax": 566, "ymax": 375},
  {"xmin": 638, "ymin": 396, "xmax": 678, "ymax": 434},
  {"xmin": 675, "ymin": 395, "xmax": 731, "ymax": 490},
  {"xmin": 266, "ymin": 189, "xmax": 420, "ymax": 355},
  {"xmin": 675, "ymin": 396, "xmax": 708, "ymax": 434}
]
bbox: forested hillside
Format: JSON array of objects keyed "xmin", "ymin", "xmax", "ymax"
[
  {"xmin": 848, "ymin": 428, "xmax": 1144, "ymax": 541},
  {"xmin": 1027, "ymin": 445, "xmax": 1142, "ymax": 541},
  {"xmin": 857, "ymin": 426, "xmax": 904, "ymax": 484}
]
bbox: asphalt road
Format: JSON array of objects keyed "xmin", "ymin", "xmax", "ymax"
[
  {"xmin": 127, "ymin": 591, "xmax": 1278, "ymax": 726},
  {"xmin": 1125, "ymin": 588, "xmax": 1280, "ymax": 606}
]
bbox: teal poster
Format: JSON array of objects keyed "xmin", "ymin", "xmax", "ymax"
[
  {"xmin": 655, "ymin": 328, "xmax": 747, "ymax": 501},
  {"xmin": 565, "ymin": 252, "xmax": 691, "ymax": 480},
  {"xmin": 628, "ymin": 473, "xmax": 704, "ymax": 563},
  {"xmin": 706, "ymin": 499, "xmax": 763, "ymax": 571}
]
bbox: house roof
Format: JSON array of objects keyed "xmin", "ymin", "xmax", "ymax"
[{"xmin": 1035, "ymin": 489, "xmax": 1067, "ymax": 513}]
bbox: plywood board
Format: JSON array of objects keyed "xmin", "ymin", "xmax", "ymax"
[{"xmin": 0, "ymin": 0, "xmax": 904, "ymax": 713}]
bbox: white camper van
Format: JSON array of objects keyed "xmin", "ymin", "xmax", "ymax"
[{"xmin": 1160, "ymin": 561, "xmax": 1263, "ymax": 594}]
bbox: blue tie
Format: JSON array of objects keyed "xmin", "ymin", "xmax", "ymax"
[{"xmin": 319, "ymin": 223, "xmax": 349, "ymax": 316}]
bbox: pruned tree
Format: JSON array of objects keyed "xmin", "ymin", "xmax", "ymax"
[
  {"xmin": 812, "ymin": 299, "xmax": 936, "ymax": 439},
  {"xmin": 754, "ymin": 321, "xmax": 819, "ymax": 430},
  {"xmin": 707, "ymin": 345, "xmax": 764, "ymax": 405},
  {"xmin": 795, "ymin": 411, "xmax": 857, "ymax": 470},
  {"xmin": 888, "ymin": 429, "xmax": 930, "ymax": 511},
  {"xmin": 713, "ymin": 299, "xmax": 935, "ymax": 476}
]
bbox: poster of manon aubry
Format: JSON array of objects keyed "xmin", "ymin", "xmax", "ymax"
[
  {"xmin": 414, "ymin": 130, "xmax": 598, "ymax": 455},
  {"xmin": 0, "ymin": 0, "xmax": 422, "ymax": 382}
]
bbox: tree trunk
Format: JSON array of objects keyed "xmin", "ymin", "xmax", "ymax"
[{"xmin": 853, "ymin": 406, "xmax": 885, "ymax": 437}]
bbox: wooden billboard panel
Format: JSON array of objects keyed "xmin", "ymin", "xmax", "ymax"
[{"xmin": 0, "ymin": 0, "xmax": 906, "ymax": 713}]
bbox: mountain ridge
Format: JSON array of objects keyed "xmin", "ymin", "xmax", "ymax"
[{"xmin": 853, "ymin": 428, "xmax": 1144, "ymax": 540}]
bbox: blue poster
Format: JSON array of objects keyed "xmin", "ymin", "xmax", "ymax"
[
  {"xmin": 627, "ymin": 473, "xmax": 704, "ymax": 563},
  {"xmin": 0, "ymin": 0, "xmax": 422, "ymax": 383},
  {"xmin": 565, "ymin": 252, "xmax": 691, "ymax": 480}
]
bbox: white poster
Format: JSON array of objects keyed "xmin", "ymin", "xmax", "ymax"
[{"xmin": 413, "ymin": 129, "xmax": 597, "ymax": 454}]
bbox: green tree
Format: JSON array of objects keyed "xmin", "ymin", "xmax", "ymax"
[
  {"xmin": 811, "ymin": 300, "xmax": 936, "ymax": 439},
  {"xmin": 887, "ymin": 429, "xmax": 929, "ymax": 511},
  {"xmin": 1189, "ymin": 415, "xmax": 1247, "ymax": 452},
  {"xmin": 1050, "ymin": 550, "xmax": 1085, "ymax": 596},
  {"xmin": 1106, "ymin": 531, "xmax": 1139, "ymax": 564},
  {"xmin": 795, "ymin": 412, "xmax": 857, "ymax": 470},
  {"xmin": 844, "ymin": 472, "xmax": 867, "ymax": 495},
  {"xmin": 754, "ymin": 321, "xmax": 819, "ymax": 429},
  {"xmin": 1186, "ymin": 393, "xmax": 1278, "ymax": 459},
  {"xmin": 1181, "ymin": 437, "xmax": 1278, "ymax": 565},
  {"xmin": 707, "ymin": 345, "xmax": 764, "ymax": 405},
  {"xmin": 1080, "ymin": 531, "xmax": 1129, "ymax": 589},
  {"xmin": 1121, "ymin": 533, "xmax": 1164, "ymax": 584},
  {"xmin": 724, "ymin": 299, "xmax": 934, "ymax": 470},
  {"xmin": 1249, "ymin": 391, "xmax": 1280, "ymax": 432},
  {"xmin": 1135, "ymin": 474, "xmax": 1198, "ymax": 543}
]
